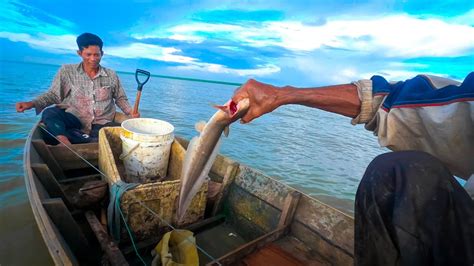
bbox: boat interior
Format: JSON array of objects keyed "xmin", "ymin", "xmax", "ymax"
[{"xmin": 25, "ymin": 123, "xmax": 354, "ymax": 265}]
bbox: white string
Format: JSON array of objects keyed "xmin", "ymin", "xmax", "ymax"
[{"xmin": 38, "ymin": 125, "xmax": 222, "ymax": 265}]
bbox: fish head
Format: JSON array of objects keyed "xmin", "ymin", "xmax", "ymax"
[{"xmin": 214, "ymin": 98, "xmax": 250, "ymax": 123}]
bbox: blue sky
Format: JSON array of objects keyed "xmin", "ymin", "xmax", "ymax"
[{"xmin": 0, "ymin": 0, "xmax": 473, "ymax": 86}]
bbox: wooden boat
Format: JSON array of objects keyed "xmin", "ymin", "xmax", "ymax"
[{"xmin": 24, "ymin": 115, "xmax": 354, "ymax": 265}]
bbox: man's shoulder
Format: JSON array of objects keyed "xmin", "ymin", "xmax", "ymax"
[
  {"xmin": 100, "ymin": 66, "xmax": 118, "ymax": 77},
  {"xmin": 59, "ymin": 63, "xmax": 80, "ymax": 72}
]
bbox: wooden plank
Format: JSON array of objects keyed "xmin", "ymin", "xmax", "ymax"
[
  {"xmin": 24, "ymin": 122, "xmax": 78, "ymax": 265},
  {"xmin": 277, "ymin": 191, "xmax": 301, "ymax": 228},
  {"xmin": 85, "ymin": 211, "xmax": 128, "ymax": 266},
  {"xmin": 293, "ymin": 195, "xmax": 354, "ymax": 254},
  {"xmin": 57, "ymin": 159, "xmax": 99, "ymax": 171},
  {"xmin": 211, "ymin": 162, "xmax": 239, "ymax": 216},
  {"xmin": 42, "ymin": 198, "xmax": 89, "ymax": 259},
  {"xmin": 49, "ymin": 142, "xmax": 98, "ymax": 160},
  {"xmin": 273, "ymin": 236, "xmax": 333, "ymax": 265},
  {"xmin": 241, "ymin": 243, "xmax": 304, "ymax": 266},
  {"xmin": 227, "ymin": 185, "xmax": 280, "ymax": 235},
  {"xmin": 49, "ymin": 143, "xmax": 98, "ymax": 170},
  {"xmin": 32, "ymin": 163, "xmax": 73, "ymax": 209},
  {"xmin": 206, "ymin": 227, "xmax": 287, "ymax": 266},
  {"xmin": 290, "ymin": 221, "xmax": 353, "ymax": 266},
  {"xmin": 208, "ymin": 192, "xmax": 302, "ymax": 265},
  {"xmin": 234, "ymin": 165, "xmax": 291, "ymax": 209},
  {"xmin": 184, "ymin": 214, "xmax": 226, "ymax": 233},
  {"xmin": 58, "ymin": 173, "xmax": 101, "ymax": 184},
  {"xmin": 32, "ymin": 139, "xmax": 66, "ymax": 180},
  {"xmin": 210, "ymin": 155, "xmax": 237, "ymax": 181}
]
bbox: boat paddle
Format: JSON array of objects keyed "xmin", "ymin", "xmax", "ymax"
[{"xmin": 132, "ymin": 69, "xmax": 151, "ymax": 115}]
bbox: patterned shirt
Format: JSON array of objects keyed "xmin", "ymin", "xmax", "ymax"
[{"xmin": 33, "ymin": 63, "xmax": 132, "ymax": 133}]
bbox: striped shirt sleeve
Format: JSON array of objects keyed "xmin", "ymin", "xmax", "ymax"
[{"xmin": 32, "ymin": 66, "xmax": 64, "ymax": 114}]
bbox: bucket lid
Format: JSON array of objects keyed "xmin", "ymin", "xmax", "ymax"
[{"xmin": 121, "ymin": 118, "xmax": 174, "ymax": 142}]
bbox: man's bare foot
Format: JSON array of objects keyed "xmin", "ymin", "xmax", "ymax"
[{"xmin": 56, "ymin": 135, "xmax": 72, "ymax": 146}]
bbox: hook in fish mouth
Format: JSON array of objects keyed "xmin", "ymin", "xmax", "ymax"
[{"xmin": 214, "ymin": 100, "xmax": 239, "ymax": 117}]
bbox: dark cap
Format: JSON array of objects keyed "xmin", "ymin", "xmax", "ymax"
[{"xmin": 76, "ymin": 33, "xmax": 103, "ymax": 50}]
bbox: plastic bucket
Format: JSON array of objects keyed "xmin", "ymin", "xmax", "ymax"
[{"xmin": 120, "ymin": 118, "xmax": 174, "ymax": 183}]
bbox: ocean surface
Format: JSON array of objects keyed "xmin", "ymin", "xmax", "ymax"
[{"xmin": 0, "ymin": 61, "xmax": 386, "ymax": 264}]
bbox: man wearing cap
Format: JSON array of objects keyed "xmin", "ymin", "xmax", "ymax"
[{"xmin": 15, "ymin": 33, "xmax": 139, "ymax": 145}]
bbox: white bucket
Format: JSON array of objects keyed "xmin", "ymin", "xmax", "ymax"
[{"xmin": 120, "ymin": 118, "xmax": 174, "ymax": 183}]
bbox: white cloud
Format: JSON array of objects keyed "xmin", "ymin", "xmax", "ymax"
[
  {"xmin": 107, "ymin": 43, "xmax": 280, "ymax": 77},
  {"xmin": 0, "ymin": 32, "xmax": 76, "ymax": 53},
  {"xmin": 168, "ymin": 34, "xmax": 204, "ymax": 43},
  {"xmin": 157, "ymin": 13, "xmax": 474, "ymax": 58},
  {"xmin": 174, "ymin": 62, "xmax": 280, "ymax": 77},
  {"xmin": 132, "ymin": 22, "xmax": 243, "ymax": 42},
  {"xmin": 106, "ymin": 43, "xmax": 197, "ymax": 64}
]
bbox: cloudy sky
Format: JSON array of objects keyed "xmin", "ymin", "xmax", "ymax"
[{"xmin": 0, "ymin": 0, "xmax": 473, "ymax": 86}]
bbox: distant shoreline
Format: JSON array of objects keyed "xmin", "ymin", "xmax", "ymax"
[{"xmin": 0, "ymin": 60, "xmax": 242, "ymax": 86}]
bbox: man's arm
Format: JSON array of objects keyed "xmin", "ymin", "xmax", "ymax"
[
  {"xmin": 232, "ymin": 79, "xmax": 361, "ymax": 123},
  {"xmin": 112, "ymin": 74, "xmax": 139, "ymax": 117}
]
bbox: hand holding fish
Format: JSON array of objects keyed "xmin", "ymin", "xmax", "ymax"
[{"xmin": 232, "ymin": 79, "xmax": 281, "ymax": 123}]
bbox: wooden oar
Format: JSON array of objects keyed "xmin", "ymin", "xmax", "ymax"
[{"xmin": 132, "ymin": 69, "xmax": 151, "ymax": 115}]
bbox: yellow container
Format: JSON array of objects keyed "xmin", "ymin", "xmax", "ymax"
[{"xmin": 98, "ymin": 127, "xmax": 207, "ymax": 242}]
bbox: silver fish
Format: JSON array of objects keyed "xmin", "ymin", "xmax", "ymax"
[{"xmin": 177, "ymin": 98, "xmax": 250, "ymax": 221}]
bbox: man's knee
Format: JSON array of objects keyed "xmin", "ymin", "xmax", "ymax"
[
  {"xmin": 368, "ymin": 151, "xmax": 449, "ymax": 178},
  {"xmin": 358, "ymin": 151, "xmax": 452, "ymax": 199},
  {"xmin": 41, "ymin": 106, "xmax": 64, "ymax": 121}
]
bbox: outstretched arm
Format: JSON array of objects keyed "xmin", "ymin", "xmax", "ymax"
[
  {"xmin": 231, "ymin": 79, "xmax": 361, "ymax": 123},
  {"xmin": 16, "ymin": 101, "xmax": 35, "ymax": 112}
]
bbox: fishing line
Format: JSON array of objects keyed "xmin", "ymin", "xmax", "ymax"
[{"xmin": 38, "ymin": 125, "xmax": 222, "ymax": 265}]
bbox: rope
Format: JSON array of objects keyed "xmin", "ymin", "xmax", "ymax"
[
  {"xmin": 118, "ymin": 200, "xmax": 147, "ymax": 266},
  {"xmin": 117, "ymin": 71, "xmax": 242, "ymax": 86},
  {"xmin": 38, "ymin": 125, "xmax": 222, "ymax": 265},
  {"xmin": 108, "ymin": 180, "xmax": 139, "ymax": 241}
]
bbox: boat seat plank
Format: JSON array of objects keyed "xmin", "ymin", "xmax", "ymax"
[
  {"xmin": 58, "ymin": 173, "xmax": 102, "ymax": 184},
  {"xmin": 49, "ymin": 143, "xmax": 98, "ymax": 170},
  {"xmin": 42, "ymin": 198, "xmax": 89, "ymax": 259},
  {"xmin": 278, "ymin": 191, "xmax": 301, "ymax": 228},
  {"xmin": 32, "ymin": 139, "xmax": 66, "ymax": 180},
  {"xmin": 84, "ymin": 211, "xmax": 128, "ymax": 266},
  {"xmin": 32, "ymin": 163, "xmax": 73, "ymax": 209},
  {"xmin": 211, "ymin": 163, "xmax": 239, "ymax": 216},
  {"xmin": 184, "ymin": 214, "xmax": 226, "ymax": 234}
]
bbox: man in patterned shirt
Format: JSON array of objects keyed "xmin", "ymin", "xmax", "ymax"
[{"xmin": 15, "ymin": 33, "xmax": 139, "ymax": 145}]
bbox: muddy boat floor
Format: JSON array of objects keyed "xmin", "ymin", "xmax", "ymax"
[
  {"xmin": 196, "ymin": 223, "xmax": 329, "ymax": 265},
  {"xmin": 196, "ymin": 223, "xmax": 247, "ymax": 264}
]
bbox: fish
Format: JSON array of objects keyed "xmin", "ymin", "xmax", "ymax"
[{"xmin": 177, "ymin": 98, "xmax": 250, "ymax": 222}]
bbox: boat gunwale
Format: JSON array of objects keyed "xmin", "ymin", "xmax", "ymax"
[{"xmin": 23, "ymin": 121, "xmax": 75, "ymax": 265}]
